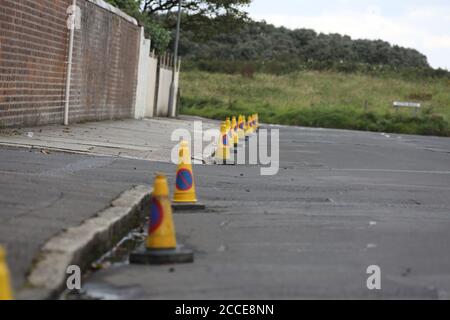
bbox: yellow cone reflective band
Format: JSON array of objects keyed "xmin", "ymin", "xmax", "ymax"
[
  {"xmin": 0, "ymin": 246, "xmax": 13, "ymax": 300},
  {"xmin": 146, "ymin": 174, "xmax": 177, "ymax": 249},
  {"xmin": 173, "ymin": 141, "xmax": 198, "ymax": 203}
]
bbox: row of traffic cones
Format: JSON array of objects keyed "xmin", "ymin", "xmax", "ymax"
[
  {"xmin": 216, "ymin": 113, "xmax": 260, "ymax": 164},
  {"xmin": 1, "ymin": 141, "xmax": 202, "ymax": 298},
  {"xmin": 0, "ymin": 116, "xmax": 262, "ymax": 294},
  {"xmin": 131, "ymin": 140, "xmax": 203, "ymax": 265},
  {"xmin": 125, "ymin": 113, "xmax": 260, "ymax": 265}
]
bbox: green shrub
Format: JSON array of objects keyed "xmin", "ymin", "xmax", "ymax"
[{"xmin": 183, "ymin": 59, "xmax": 450, "ymax": 81}]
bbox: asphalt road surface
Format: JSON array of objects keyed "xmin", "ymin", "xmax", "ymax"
[
  {"xmin": 77, "ymin": 125, "xmax": 450, "ymax": 300},
  {"xmin": 0, "ymin": 147, "xmax": 176, "ymax": 291}
]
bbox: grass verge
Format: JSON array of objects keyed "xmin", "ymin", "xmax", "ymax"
[{"xmin": 180, "ymin": 71, "xmax": 450, "ymax": 137}]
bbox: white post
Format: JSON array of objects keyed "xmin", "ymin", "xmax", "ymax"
[
  {"xmin": 134, "ymin": 27, "xmax": 151, "ymax": 119},
  {"xmin": 168, "ymin": 0, "xmax": 182, "ymax": 118},
  {"xmin": 64, "ymin": 0, "xmax": 77, "ymax": 126}
]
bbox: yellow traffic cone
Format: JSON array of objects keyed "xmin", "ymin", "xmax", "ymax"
[
  {"xmin": 173, "ymin": 141, "xmax": 197, "ymax": 203},
  {"xmin": 231, "ymin": 116, "xmax": 239, "ymax": 148},
  {"xmin": 225, "ymin": 117, "xmax": 233, "ymax": 142},
  {"xmin": 245, "ymin": 115, "xmax": 253, "ymax": 136},
  {"xmin": 147, "ymin": 174, "xmax": 176, "ymax": 249},
  {"xmin": 237, "ymin": 115, "xmax": 245, "ymax": 140},
  {"xmin": 252, "ymin": 114, "xmax": 257, "ymax": 132},
  {"xmin": 172, "ymin": 141, "xmax": 205, "ymax": 211},
  {"xmin": 215, "ymin": 122, "xmax": 231, "ymax": 164},
  {"xmin": 130, "ymin": 174, "xmax": 194, "ymax": 265},
  {"xmin": 0, "ymin": 246, "xmax": 13, "ymax": 300},
  {"xmin": 242, "ymin": 116, "xmax": 248, "ymax": 136}
]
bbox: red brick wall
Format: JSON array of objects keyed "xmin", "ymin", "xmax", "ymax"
[
  {"xmin": 69, "ymin": 0, "xmax": 140, "ymax": 122},
  {"xmin": 0, "ymin": 0, "xmax": 140, "ymax": 128},
  {"xmin": 0, "ymin": 0, "xmax": 70, "ymax": 127}
]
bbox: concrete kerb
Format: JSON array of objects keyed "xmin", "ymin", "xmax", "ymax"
[{"xmin": 18, "ymin": 185, "xmax": 152, "ymax": 300}]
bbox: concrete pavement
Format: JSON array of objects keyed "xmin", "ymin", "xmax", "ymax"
[
  {"xmin": 79, "ymin": 125, "xmax": 450, "ymax": 299},
  {"xmin": 0, "ymin": 116, "xmax": 218, "ymax": 162}
]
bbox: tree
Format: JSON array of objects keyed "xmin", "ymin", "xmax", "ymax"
[
  {"xmin": 105, "ymin": 0, "xmax": 252, "ymax": 52},
  {"xmin": 142, "ymin": 0, "xmax": 251, "ymax": 18},
  {"xmin": 106, "ymin": 0, "xmax": 141, "ymax": 16},
  {"xmin": 180, "ymin": 19, "xmax": 432, "ymax": 68},
  {"xmin": 104, "ymin": 0, "xmax": 169, "ymax": 53}
]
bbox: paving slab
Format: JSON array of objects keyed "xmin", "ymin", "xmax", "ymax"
[{"xmin": 0, "ymin": 116, "xmax": 219, "ymax": 162}]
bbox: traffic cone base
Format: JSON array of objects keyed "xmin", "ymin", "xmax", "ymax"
[
  {"xmin": 214, "ymin": 158, "xmax": 236, "ymax": 166},
  {"xmin": 172, "ymin": 202, "xmax": 206, "ymax": 212},
  {"xmin": 130, "ymin": 245, "xmax": 194, "ymax": 265}
]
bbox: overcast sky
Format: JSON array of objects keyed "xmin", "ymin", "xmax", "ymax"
[{"xmin": 247, "ymin": 0, "xmax": 450, "ymax": 70}]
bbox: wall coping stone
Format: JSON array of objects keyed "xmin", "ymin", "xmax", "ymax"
[{"xmin": 86, "ymin": 0, "xmax": 138, "ymax": 25}]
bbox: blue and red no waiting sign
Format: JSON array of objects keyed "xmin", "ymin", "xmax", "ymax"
[
  {"xmin": 149, "ymin": 199, "xmax": 163, "ymax": 233},
  {"xmin": 222, "ymin": 134, "xmax": 228, "ymax": 146},
  {"xmin": 176, "ymin": 168, "xmax": 194, "ymax": 191}
]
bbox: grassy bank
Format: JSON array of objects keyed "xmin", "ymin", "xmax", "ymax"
[{"xmin": 180, "ymin": 71, "xmax": 450, "ymax": 137}]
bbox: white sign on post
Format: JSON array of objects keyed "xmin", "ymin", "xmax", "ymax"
[
  {"xmin": 393, "ymin": 101, "xmax": 421, "ymax": 115},
  {"xmin": 393, "ymin": 101, "xmax": 421, "ymax": 108}
]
